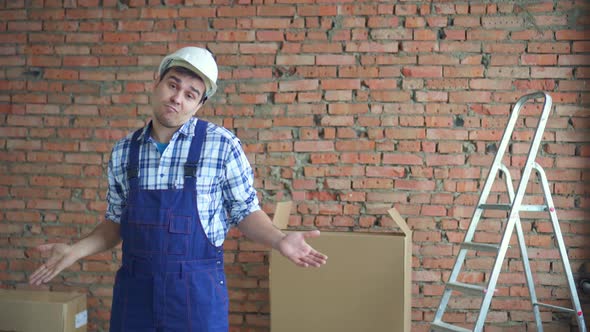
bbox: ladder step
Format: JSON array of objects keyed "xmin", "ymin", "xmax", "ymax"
[
  {"xmin": 535, "ymin": 302, "xmax": 576, "ymax": 314},
  {"xmin": 479, "ymin": 203, "xmax": 510, "ymax": 210},
  {"xmin": 479, "ymin": 204, "xmax": 547, "ymax": 212},
  {"xmin": 447, "ymin": 281, "xmax": 486, "ymax": 296},
  {"xmin": 519, "ymin": 205, "xmax": 549, "ymax": 212},
  {"xmin": 462, "ymin": 241, "xmax": 500, "ymax": 252},
  {"xmin": 431, "ymin": 321, "xmax": 471, "ymax": 332}
]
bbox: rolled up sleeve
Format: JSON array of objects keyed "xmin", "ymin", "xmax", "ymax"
[
  {"xmin": 105, "ymin": 145, "xmax": 126, "ymax": 224},
  {"xmin": 221, "ymin": 139, "xmax": 261, "ymax": 226}
]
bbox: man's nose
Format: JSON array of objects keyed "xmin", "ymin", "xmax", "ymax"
[{"xmin": 170, "ymin": 91, "xmax": 181, "ymax": 104}]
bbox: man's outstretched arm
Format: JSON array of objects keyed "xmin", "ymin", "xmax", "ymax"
[
  {"xmin": 237, "ymin": 210, "xmax": 327, "ymax": 268},
  {"xmin": 29, "ymin": 219, "xmax": 121, "ymax": 286}
]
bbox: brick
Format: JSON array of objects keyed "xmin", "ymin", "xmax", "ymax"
[
  {"xmin": 320, "ymin": 79, "xmax": 360, "ymax": 90},
  {"xmin": 402, "ymin": 66, "xmax": 442, "ymax": 78},
  {"xmin": 558, "ymin": 55, "xmax": 590, "ymax": 66},
  {"xmin": 573, "ymin": 41, "xmax": 590, "ymax": 53},
  {"xmin": 444, "ymin": 66, "xmax": 484, "ymax": 78},
  {"xmin": 556, "ymin": 29, "xmax": 588, "ymax": 41},
  {"xmin": 44, "ymin": 69, "xmax": 79, "ymax": 80},
  {"xmin": 297, "ymin": 66, "xmax": 337, "ymax": 78},
  {"xmin": 454, "ymin": 16, "xmax": 481, "ymax": 27},
  {"xmin": 294, "ymin": 141, "xmax": 334, "ymax": 152},
  {"xmin": 414, "ymin": 270, "xmax": 441, "ymax": 282},
  {"xmin": 143, "ymin": 32, "xmax": 179, "ymax": 42},
  {"xmin": 257, "ymin": 5, "xmax": 296, "ymax": 16},
  {"xmin": 217, "ymin": 6, "xmax": 256, "ymax": 17},
  {"xmin": 103, "ymin": 32, "xmax": 140, "ymax": 43},
  {"xmin": 239, "ymin": 43, "xmax": 279, "ymax": 54},
  {"xmin": 345, "ymin": 41, "xmax": 398, "ymax": 53},
  {"xmin": 297, "ymin": 5, "xmax": 337, "ymax": 17},
  {"xmin": 335, "ymin": 140, "xmax": 375, "ymax": 151},
  {"xmin": 439, "ymin": 41, "xmax": 482, "ymax": 53},
  {"xmin": 232, "ymin": 68, "xmax": 272, "ymax": 79},
  {"xmin": 63, "ymin": 56, "xmax": 99, "ymax": 67},
  {"xmin": 366, "ymin": 166, "xmax": 405, "ymax": 178},
  {"xmin": 427, "ymin": 129, "xmax": 468, "ymax": 140},
  {"xmin": 316, "ymin": 54, "xmax": 355, "ymax": 65},
  {"xmin": 371, "ymin": 28, "xmax": 412, "ymax": 40},
  {"xmin": 178, "ymin": 7, "xmax": 216, "ymax": 17},
  {"xmin": 352, "ymin": 178, "xmax": 393, "ymax": 189},
  {"xmin": 257, "ymin": 30, "xmax": 285, "ymax": 42},
  {"xmin": 426, "ymin": 154, "xmax": 466, "ymax": 166},
  {"xmin": 320, "ymin": 116, "xmax": 354, "ymax": 126},
  {"xmin": 383, "ymin": 153, "xmax": 423, "ymax": 165},
  {"xmin": 416, "ymin": 91, "xmax": 448, "ymax": 102},
  {"xmin": 521, "ymin": 54, "xmax": 558, "ymax": 66},
  {"xmin": 278, "ymin": 79, "xmax": 318, "ymax": 92},
  {"xmin": 529, "ymin": 42, "xmax": 571, "ymax": 54},
  {"xmin": 531, "ymin": 67, "xmax": 573, "ymax": 79}
]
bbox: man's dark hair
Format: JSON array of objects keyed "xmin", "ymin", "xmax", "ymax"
[{"xmin": 159, "ymin": 66, "xmax": 208, "ymax": 104}]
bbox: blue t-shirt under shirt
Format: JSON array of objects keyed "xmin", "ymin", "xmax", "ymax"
[{"xmin": 155, "ymin": 141, "xmax": 168, "ymax": 154}]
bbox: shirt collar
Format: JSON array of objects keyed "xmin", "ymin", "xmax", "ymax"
[{"xmin": 136, "ymin": 117, "xmax": 198, "ymax": 143}]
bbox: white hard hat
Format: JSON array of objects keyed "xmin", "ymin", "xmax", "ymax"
[{"xmin": 158, "ymin": 47, "xmax": 218, "ymax": 99}]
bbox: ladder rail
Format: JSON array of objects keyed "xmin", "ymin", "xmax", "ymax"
[
  {"xmin": 533, "ymin": 163, "xmax": 587, "ymax": 332},
  {"xmin": 499, "ymin": 164, "xmax": 543, "ymax": 330}
]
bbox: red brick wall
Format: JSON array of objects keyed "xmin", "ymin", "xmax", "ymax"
[{"xmin": 1, "ymin": 1, "xmax": 589, "ymax": 331}]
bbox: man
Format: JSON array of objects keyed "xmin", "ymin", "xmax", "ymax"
[{"xmin": 29, "ymin": 46, "xmax": 327, "ymax": 332}]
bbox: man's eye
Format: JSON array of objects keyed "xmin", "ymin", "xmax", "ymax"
[
  {"xmin": 187, "ymin": 94, "xmax": 195, "ymax": 100},
  {"xmin": 169, "ymin": 83, "xmax": 176, "ymax": 89}
]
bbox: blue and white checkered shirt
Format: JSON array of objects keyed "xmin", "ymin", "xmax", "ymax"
[{"xmin": 105, "ymin": 117, "xmax": 261, "ymax": 246}]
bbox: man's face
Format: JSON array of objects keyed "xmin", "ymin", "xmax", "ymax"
[{"xmin": 151, "ymin": 68, "xmax": 206, "ymax": 130}]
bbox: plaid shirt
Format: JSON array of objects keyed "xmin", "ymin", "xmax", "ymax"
[{"xmin": 105, "ymin": 117, "xmax": 260, "ymax": 246}]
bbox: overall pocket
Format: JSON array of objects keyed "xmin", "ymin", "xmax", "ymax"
[
  {"xmin": 167, "ymin": 215, "xmax": 193, "ymax": 255},
  {"xmin": 126, "ymin": 206, "xmax": 168, "ymax": 254}
]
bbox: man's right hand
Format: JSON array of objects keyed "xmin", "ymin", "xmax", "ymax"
[
  {"xmin": 28, "ymin": 220, "xmax": 120, "ymax": 286},
  {"xmin": 29, "ymin": 243, "xmax": 77, "ymax": 286}
]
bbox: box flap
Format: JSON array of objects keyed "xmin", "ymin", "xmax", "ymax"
[
  {"xmin": 387, "ymin": 207, "xmax": 411, "ymax": 236},
  {"xmin": 272, "ymin": 201, "xmax": 292, "ymax": 230}
]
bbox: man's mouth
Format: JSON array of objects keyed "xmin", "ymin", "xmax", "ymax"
[{"xmin": 164, "ymin": 104, "xmax": 178, "ymax": 113}]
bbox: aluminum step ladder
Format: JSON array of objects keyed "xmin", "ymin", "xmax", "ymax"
[{"xmin": 431, "ymin": 92, "xmax": 587, "ymax": 332}]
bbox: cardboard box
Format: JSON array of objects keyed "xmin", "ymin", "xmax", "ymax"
[
  {"xmin": 270, "ymin": 202, "xmax": 412, "ymax": 332},
  {"xmin": 0, "ymin": 289, "xmax": 87, "ymax": 332}
]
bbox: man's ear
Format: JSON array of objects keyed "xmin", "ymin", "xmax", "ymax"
[
  {"xmin": 152, "ymin": 76, "xmax": 161, "ymax": 90},
  {"xmin": 192, "ymin": 103, "xmax": 204, "ymax": 117},
  {"xmin": 152, "ymin": 69, "xmax": 163, "ymax": 90}
]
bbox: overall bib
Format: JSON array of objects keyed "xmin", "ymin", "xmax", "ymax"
[{"xmin": 110, "ymin": 120, "xmax": 229, "ymax": 332}]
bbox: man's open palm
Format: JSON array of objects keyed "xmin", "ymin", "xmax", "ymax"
[
  {"xmin": 29, "ymin": 243, "xmax": 76, "ymax": 286},
  {"xmin": 278, "ymin": 230, "xmax": 327, "ymax": 267}
]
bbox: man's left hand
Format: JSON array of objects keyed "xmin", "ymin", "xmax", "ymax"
[{"xmin": 277, "ymin": 230, "xmax": 327, "ymax": 267}]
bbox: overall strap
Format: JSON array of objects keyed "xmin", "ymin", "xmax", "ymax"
[
  {"xmin": 126, "ymin": 128, "xmax": 144, "ymax": 190},
  {"xmin": 184, "ymin": 120, "xmax": 208, "ymax": 189}
]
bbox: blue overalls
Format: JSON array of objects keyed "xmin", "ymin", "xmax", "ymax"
[{"xmin": 110, "ymin": 120, "xmax": 229, "ymax": 332}]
